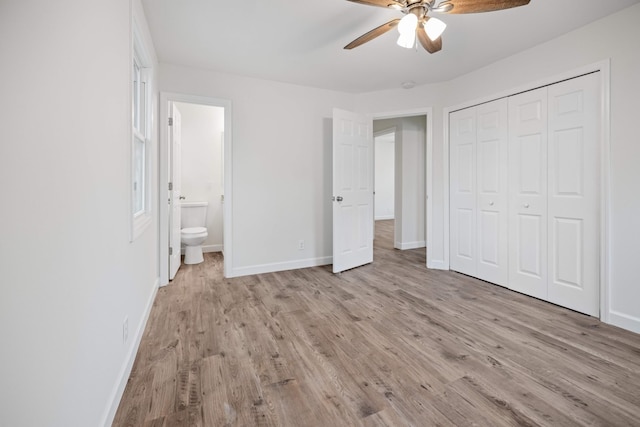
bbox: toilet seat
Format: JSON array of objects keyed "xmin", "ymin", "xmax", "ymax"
[{"xmin": 181, "ymin": 226, "xmax": 207, "ymax": 236}]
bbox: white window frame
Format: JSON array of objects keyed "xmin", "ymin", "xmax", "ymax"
[{"xmin": 130, "ymin": 22, "xmax": 152, "ymax": 241}]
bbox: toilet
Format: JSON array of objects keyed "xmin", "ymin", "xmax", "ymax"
[{"xmin": 181, "ymin": 201, "xmax": 208, "ymax": 265}]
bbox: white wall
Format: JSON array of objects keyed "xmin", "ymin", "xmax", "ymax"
[
  {"xmin": 0, "ymin": 1, "xmax": 159, "ymax": 426},
  {"xmin": 374, "ymin": 117, "xmax": 426, "ymax": 250},
  {"xmin": 374, "ymin": 133, "xmax": 395, "ymax": 220},
  {"xmin": 357, "ymin": 3, "xmax": 640, "ymax": 332},
  {"xmin": 159, "ymin": 63, "xmax": 356, "ymax": 276},
  {"xmin": 175, "ymin": 102, "xmax": 224, "ymax": 251},
  {"xmin": 398, "ymin": 116, "xmax": 426, "ymax": 250}
]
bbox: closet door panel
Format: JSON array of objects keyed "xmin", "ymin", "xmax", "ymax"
[
  {"xmin": 547, "ymin": 73, "xmax": 600, "ymax": 316},
  {"xmin": 476, "ymin": 99, "xmax": 508, "ymax": 286},
  {"xmin": 508, "ymin": 88, "xmax": 548, "ymax": 300},
  {"xmin": 449, "ymin": 108, "xmax": 477, "ymax": 276}
]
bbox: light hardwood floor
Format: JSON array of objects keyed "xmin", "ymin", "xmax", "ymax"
[{"xmin": 114, "ymin": 220, "xmax": 640, "ymax": 426}]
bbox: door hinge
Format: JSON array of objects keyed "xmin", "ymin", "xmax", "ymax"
[
  {"xmin": 169, "ymin": 247, "xmax": 173, "ymax": 256},
  {"xmin": 168, "ymin": 182, "xmax": 173, "ymax": 191},
  {"xmin": 168, "ymin": 117, "xmax": 173, "ymax": 126}
]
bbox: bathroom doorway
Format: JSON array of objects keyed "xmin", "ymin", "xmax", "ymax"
[
  {"xmin": 173, "ymin": 102, "xmax": 224, "ymax": 253},
  {"xmin": 159, "ymin": 93, "xmax": 232, "ymax": 285}
]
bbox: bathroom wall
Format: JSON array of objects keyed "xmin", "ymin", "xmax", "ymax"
[{"xmin": 175, "ymin": 102, "xmax": 224, "ymax": 252}]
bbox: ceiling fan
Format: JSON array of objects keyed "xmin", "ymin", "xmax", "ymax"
[{"xmin": 344, "ymin": 0, "xmax": 531, "ymax": 54}]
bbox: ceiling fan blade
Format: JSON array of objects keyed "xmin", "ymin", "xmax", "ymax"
[
  {"xmin": 344, "ymin": 19, "xmax": 401, "ymax": 49},
  {"xmin": 441, "ymin": 0, "xmax": 530, "ymax": 14},
  {"xmin": 417, "ymin": 25, "xmax": 442, "ymax": 54},
  {"xmin": 346, "ymin": 0, "xmax": 405, "ymax": 9}
]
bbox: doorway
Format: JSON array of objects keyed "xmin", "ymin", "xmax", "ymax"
[
  {"xmin": 159, "ymin": 93, "xmax": 232, "ymax": 285},
  {"xmin": 174, "ymin": 101, "xmax": 224, "ymax": 253},
  {"xmin": 372, "ymin": 113, "xmax": 429, "ymax": 265}
]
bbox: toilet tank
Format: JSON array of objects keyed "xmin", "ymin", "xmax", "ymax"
[{"xmin": 181, "ymin": 201, "xmax": 208, "ymax": 228}]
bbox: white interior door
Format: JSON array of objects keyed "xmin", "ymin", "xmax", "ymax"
[
  {"xmin": 332, "ymin": 108, "xmax": 373, "ymax": 273},
  {"xmin": 508, "ymin": 87, "xmax": 548, "ymax": 300},
  {"xmin": 169, "ymin": 104, "xmax": 182, "ymax": 280},
  {"xmin": 476, "ymin": 99, "xmax": 509, "ymax": 286},
  {"xmin": 449, "ymin": 107, "xmax": 477, "ymax": 276},
  {"xmin": 547, "ymin": 73, "xmax": 600, "ymax": 316}
]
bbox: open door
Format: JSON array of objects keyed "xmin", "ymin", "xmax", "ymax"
[
  {"xmin": 169, "ymin": 103, "xmax": 182, "ymax": 280},
  {"xmin": 332, "ymin": 108, "xmax": 374, "ymax": 273}
]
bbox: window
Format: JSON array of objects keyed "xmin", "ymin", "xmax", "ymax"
[{"xmin": 131, "ymin": 25, "xmax": 152, "ymax": 240}]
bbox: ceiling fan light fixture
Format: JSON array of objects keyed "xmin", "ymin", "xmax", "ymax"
[
  {"xmin": 397, "ymin": 13, "xmax": 418, "ymax": 35},
  {"xmin": 424, "ymin": 17, "xmax": 446, "ymax": 41},
  {"xmin": 345, "ymin": 0, "xmax": 532, "ymax": 55},
  {"xmin": 396, "ymin": 31, "xmax": 416, "ymax": 48}
]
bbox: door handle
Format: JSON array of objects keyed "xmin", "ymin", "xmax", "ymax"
[
  {"xmin": 336, "ymin": 196, "xmax": 343, "ymax": 202},
  {"xmin": 489, "ymin": 201, "xmax": 494, "ymax": 206},
  {"xmin": 179, "ymin": 196, "xmax": 186, "ymax": 200},
  {"xmin": 523, "ymin": 203, "xmax": 530, "ymax": 208}
]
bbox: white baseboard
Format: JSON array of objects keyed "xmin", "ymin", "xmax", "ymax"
[
  {"xmin": 180, "ymin": 244, "xmax": 223, "ymax": 255},
  {"xmin": 375, "ymin": 215, "xmax": 395, "ymax": 221},
  {"xmin": 427, "ymin": 259, "xmax": 448, "ymax": 270},
  {"xmin": 608, "ymin": 310, "xmax": 640, "ymax": 334},
  {"xmin": 394, "ymin": 240, "xmax": 426, "ymax": 250},
  {"xmin": 101, "ymin": 277, "xmax": 159, "ymax": 427},
  {"xmin": 231, "ymin": 256, "xmax": 332, "ymax": 278}
]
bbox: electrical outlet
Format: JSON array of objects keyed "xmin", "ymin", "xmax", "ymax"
[
  {"xmin": 123, "ymin": 316, "xmax": 129, "ymax": 344},
  {"xmin": 298, "ymin": 240, "xmax": 305, "ymax": 250}
]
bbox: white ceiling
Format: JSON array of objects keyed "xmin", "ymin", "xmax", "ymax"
[{"xmin": 142, "ymin": 0, "xmax": 640, "ymax": 93}]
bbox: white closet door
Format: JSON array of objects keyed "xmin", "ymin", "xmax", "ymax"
[
  {"xmin": 476, "ymin": 99, "xmax": 509, "ymax": 286},
  {"xmin": 508, "ymin": 87, "xmax": 548, "ymax": 300},
  {"xmin": 547, "ymin": 73, "xmax": 600, "ymax": 316},
  {"xmin": 450, "ymin": 108, "xmax": 477, "ymax": 276}
]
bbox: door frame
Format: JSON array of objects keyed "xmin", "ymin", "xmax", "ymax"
[
  {"xmin": 168, "ymin": 103, "xmax": 182, "ymax": 280},
  {"xmin": 440, "ymin": 60, "xmax": 611, "ymax": 321},
  {"xmin": 159, "ymin": 92, "xmax": 233, "ymax": 284},
  {"xmin": 372, "ymin": 108, "xmax": 433, "ymax": 266}
]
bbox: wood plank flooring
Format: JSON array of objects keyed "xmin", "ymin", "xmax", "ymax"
[{"xmin": 113, "ymin": 220, "xmax": 640, "ymax": 426}]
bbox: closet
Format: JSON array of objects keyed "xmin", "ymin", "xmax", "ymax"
[
  {"xmin": 450, "ymin": 98, "xmax": 508, "ymax": 286},
  {"xmin": 449, "ymin": 72, "xmax": 600, "ymax": 316}
]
